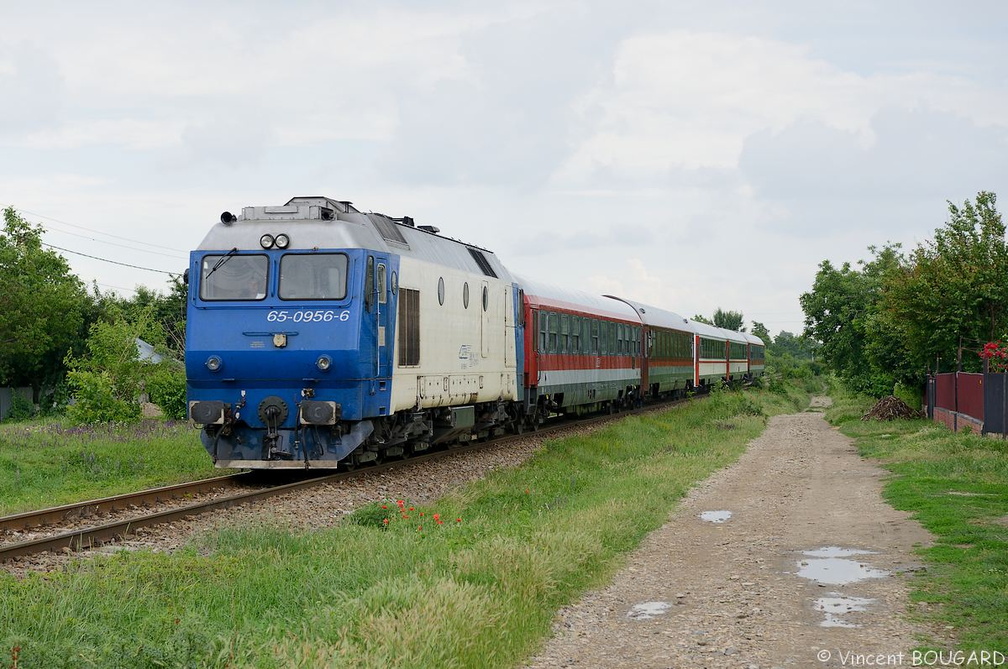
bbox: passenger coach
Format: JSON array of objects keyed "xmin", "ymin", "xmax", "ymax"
[
  {"xmin": 605, "ymin": 297, "xmax": 695, "ymax": 399},
  {"xmin": 520, "ymin": 278, "xmax": 642, "ymax": 420}
]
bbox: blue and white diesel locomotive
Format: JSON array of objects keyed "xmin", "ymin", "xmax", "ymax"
[
  {"xmin": 185, "ymin": 196, "xmax": 763, "ymax": 469},
  {"xmin": 186, "ymin": 196, "xmax": 525, "ymax": 468}
]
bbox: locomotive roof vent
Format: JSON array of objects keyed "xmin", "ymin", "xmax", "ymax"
[
  {"xmin": 239, "ymin": 196, "xmax": 360, "ymax": 223},
  {"xmin": 285, "ymin": 196, "xmax": 358, "ymax": 214},
  {"xmin": 240, "ymin": 204, "xmax": 328, "ymax": 221},
  {"xmin": 418, "ymin": 225, "xmax": 440, "ymax": 234}
]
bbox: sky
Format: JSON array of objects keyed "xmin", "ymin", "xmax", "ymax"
[{"xmin": 2, "ymin": 0, "xmax": 1006, "ymax": 336}]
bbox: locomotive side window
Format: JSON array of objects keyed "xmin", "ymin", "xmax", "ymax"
[
  {"xmin": 365, "ymin": 257, "xmax": 375, "ymax": 310},
  {"xmin": 200, "ymin": 254, "xmax": 268, "ymax": 301},
  {"xmin": 377, "ymin": 263, "xmax": 387, "ymax": 304},
  {"xmin": 278, "ymin": 254, "xmax": 348, "ymax": 300}
]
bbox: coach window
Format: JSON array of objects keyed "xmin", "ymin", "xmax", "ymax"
[
  {"xmin": 200, "ymin": 253, "xmax": 269, "ymax": 301},
  {"xmin": 548, "ymin": 312, "xmax": 558, "ymax": 353},
  {"xmin": 482, "ymin": 285, "xmax": 489, "ymax": 312},
  {"xmin": 591, "ymin": 319, "xmax": 600, "ymax": 354},
  {"xmin": 463, "ymin": 282, "xmax": 470, "ymax": 309},
  {"xmin": 538, "ymin": 311, "xmax": 547, "ymax": 352},
  {"xmin": 571, "ymin": 316, "xmax": 581, "ymax": 353},
  {"xmin": 560, "ymin": 314, "xmax": 569, "ymax": 353},
  {"xmin": 437, "ymin": 277, "xmax": 445, "ymax": 306}
]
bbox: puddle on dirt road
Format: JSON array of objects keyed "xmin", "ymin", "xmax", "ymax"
[
  {"xmin": 794, "ymin": 548, "xmax": 889, "ymax": 626},
  {"xmin": 627, "ymin": 601, "xmax": 672, "ymax": 620},
  {"xmin": 814, "ymin": 593, "xmax": 876, "ymax": 628},
  {"xmin": 796, "ymin": 547, "xmax": 890, "ymax": 586},
  {"xmin": 700, "ymin": 510, "xmax": 732, "ymax": 523}
]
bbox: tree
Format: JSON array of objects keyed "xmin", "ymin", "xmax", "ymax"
[
  {"xmin": 0, "ymin": 207, "xmax": 90, "ymax": 400},
  {"xmin": 799, "ymin": 245, "xmax": 907, "ymax": 395},
  {"xmin": 713, "ymin": 308, "xmax": 745, "ymax": 332},
  {"xmin": 65, "ymin": 304, "xmax": 185, "ymax": 423},
  {"xmin": 750, "ymin": 321, "xmax": 771, "ymax": 345},
  {"xmin": 116, "ymin": 279, "xmax": 187, "ymax": 359},
  {"xmin": 800, "ymin": 191, "xmax": 1008, "ymax": 393},
  {"xmin": 66, "ymin": 314, "xmax": 147, "ymax": 423},
  {"xmin": 691, "ymin": 314, "xmax": 713, "ymax": 325},
  {"xmin": 880, "ymin": 192, "xmax": 1008, "ymax": 374}
]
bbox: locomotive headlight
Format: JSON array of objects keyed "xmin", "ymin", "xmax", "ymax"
[
  {"xmin": 316, "ymin": 354, "xmax": 332, "ymax": 372},
  {"xmin": 275, "ymin": 233, "xmax": 290, "ymax": 249},
  {"xmin": 259, "ymin": 233, "xmax": 275, "ymax": 249},
  {"xmin": 205, "ymin": 355, "xmax": 223, "ymax": 372}
]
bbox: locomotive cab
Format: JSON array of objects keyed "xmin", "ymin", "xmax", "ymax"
[{"xmin": 186, "ymin": 200, "xmax": 400, "ymax": 468}]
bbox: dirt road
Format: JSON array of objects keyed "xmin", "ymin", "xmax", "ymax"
[{"xmin": 526, "ymin": 398, "xmax": 933, "ymax": 668}]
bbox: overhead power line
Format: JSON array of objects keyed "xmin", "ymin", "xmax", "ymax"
[
  {"xmin": 42, "ymin": 242, "xmax": 179, "ymax": 275},
  {"xmin": 42, "ymin": 225, "xmax": 186, "ymax": 260},
  {"xmin": 19, "ymin": 207, "xmax": 189, "ymax": 254}
]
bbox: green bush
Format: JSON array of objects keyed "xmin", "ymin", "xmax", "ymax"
[
  {"xmin": 147, "ymin": 364, "xmax": 187, "ymax": 420},
  {"xmin": 66, "ymin": 370, "xmax": 142, "ymax": 424},
  {"xmin": 66, "ymin": 317, "xmax": 147, "ymax": 424},
  {"xmin": 4, "ymin": 391, "xmax": 35, "ymax": 422}
]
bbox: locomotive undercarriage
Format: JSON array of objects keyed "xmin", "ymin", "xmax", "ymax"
[
  {"xmin": 340, "ymin": 400, "xmax": 543, "ymax": 468},
  {"xmin": 201, "ymin": 381, "xmax": 679, "ymax": 469}
]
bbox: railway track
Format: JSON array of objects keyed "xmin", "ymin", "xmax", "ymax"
[
  {"xmin": 0, "ymin": 399, "xmax": 687, "ymax": 564},
  {"xmin": 0, "ymin": 469, "xmax": 356, "ymax": 562}
]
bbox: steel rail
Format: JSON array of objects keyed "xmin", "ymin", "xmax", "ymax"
[
  {"xmin": 0, "ymin": 473, "xmax": 253, "ymax": 533},
  {"xmin": 0, "ymin": 396, "xmax": 691, "ymax": 563}
]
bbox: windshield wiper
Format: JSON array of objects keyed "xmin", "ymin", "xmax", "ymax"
[{"xmin": 205, "ymin": 247, "xmax": 239, "ymax": 280}]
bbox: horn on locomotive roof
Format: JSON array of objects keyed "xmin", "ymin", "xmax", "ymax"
[{"xmin": 220, "ymin": 211, "xmax": 237, "ymax": 225}]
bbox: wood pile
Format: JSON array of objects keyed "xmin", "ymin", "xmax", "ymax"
[{"xmin": 861, "ymin": 395, "xmax": 924, "ymax": 421}]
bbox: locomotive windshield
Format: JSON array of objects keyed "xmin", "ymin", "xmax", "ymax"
[
  {"xmin": 200, "ymin": 254, "xmax": 268, "ymax": 301},
  {"xmin": 279, "ymin": 253, "xmax": 348, "ymax": 300}
]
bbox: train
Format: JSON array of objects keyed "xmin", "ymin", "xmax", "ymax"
[{"xmin": 185, "ymin": 196, "xmax": 764, "ymax": 469}]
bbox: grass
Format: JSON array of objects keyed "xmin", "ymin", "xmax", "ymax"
[
  {"xmin": 0, "ymin": 420, "xmax": 227, "ymax": 515},
  {"xmin": 825, "ymin": 387, "xmax": 1008, "ymax": 651},
  {"xmin": 0, "ymin": 386, "xmax": 807, "ymax": 668}
]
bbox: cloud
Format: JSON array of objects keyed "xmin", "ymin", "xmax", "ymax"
[
  {"xmin": 0, "ymin": 44, "xmax": 65, "ymax": 135},
  {"xmin": 738, "ymin": 107, "xmax": 1008, "ymax": 235},
  {"xmin": 378, "ymin": 4, "xmax": 618, "ymax": 187},
  {"xmin": 552, "ymin": 27, "xmax": 1008, "ymax": 189}
]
